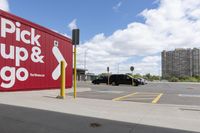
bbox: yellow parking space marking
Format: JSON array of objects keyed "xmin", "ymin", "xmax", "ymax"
[
  {"xmin": 112, "ymin": 92, "xmax": 164, "ymax": 104},
  {"xmin": 134, "ymin": 94, "xmax": 160, "ymax": 97},
  {"xmin": 152, "ymin": 93, "xmax": 163, "ymax": 104},
  {"xmin": 136, "ymin": 92, "xmax": 160, "ymax": 95},
  {"xmin": 125, "ymin": 98, "xmax": 154, "ymax": 100},
  {"xmin": 112, "ymin": 92, "xmax": 137, "ymax": 101}
]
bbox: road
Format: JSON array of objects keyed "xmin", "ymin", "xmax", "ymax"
[
  {"xmin": 75, "ymin": 82, "xmax": 200, "ymax": 106},
  {"xmin": 0, "ymin": 103, "xmax": 198, "ymax": 133}
]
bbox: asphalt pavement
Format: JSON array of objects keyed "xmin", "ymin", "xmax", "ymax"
[
  {"xmin": 75, "ymin": 81, "xmax": 200, "ymax": 106},
  {"xmin": 0, "ymin": 82, "xmax": 200, "ymax": 133},
  {"xmin": 0, "ymin": 103, "xmax": 198, "ymax": 133}
]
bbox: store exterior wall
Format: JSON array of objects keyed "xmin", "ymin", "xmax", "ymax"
[{"xmin": 0, "ymin": 10, "xmax": 72, "ymax": 91}]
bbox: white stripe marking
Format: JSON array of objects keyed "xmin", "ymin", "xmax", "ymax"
[
  {"xmin": 96, "ymin": 91, "xmax": 124, "ymax": 94},
  {"xmin": 178, "ymin": 94, "xmax": 200, "ymax": 98}
]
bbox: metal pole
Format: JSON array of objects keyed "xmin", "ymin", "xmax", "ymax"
[
  {"xmin": 74, "ymin": 45, "xmax": 77, "ymax": 98},
  {"xmin": 108, "ymin": 74, "xmax": 109, "ymax": 85},
  {"xmin": 72, "ymin": 28, "xmax": 79, "ymax": 99},
  {"xmin": 60, "ymin": 61, "xmax": 65, "ymax": 99},
  {"xmin": 107, "ymin": 67, "xmax": 109, "ymax": 85},
  {"xmin": 108, "ymin": 71, "xmax": 109, "ymax": 85},
  {"xmin": 132, "ymin": 71, "xmax": 133, "ymax": 86},
  {"xmin": 84, "ymin": 49, "xmax": 88, "ymax": 81},
  {"xmin": 84, "ymin": 49, "xmax": 88, "ymax": 70}
]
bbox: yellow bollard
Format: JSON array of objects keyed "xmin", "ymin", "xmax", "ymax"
[{"xmin": 60, "ymin": 61, "xmax": 66, "ymax": 99}]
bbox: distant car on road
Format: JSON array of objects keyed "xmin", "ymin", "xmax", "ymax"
[
  {"xmin": 137, "ymin": 78, "xmax": 147, "ymax": 85},
  {"xmin": 109, "ymin": 74, "xmax": 140, "ymax": 86},
  {"xmin": 92, "ymin": 76, "xmax": 108, "ymax": 84}
]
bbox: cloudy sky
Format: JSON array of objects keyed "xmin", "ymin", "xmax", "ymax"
[{"xmin": 1, "ymin": 0, "xmax": 200, "ymax": 75}]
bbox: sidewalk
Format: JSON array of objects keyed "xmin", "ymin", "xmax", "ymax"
[{"xmin": 0, "ymin": 88, "xmax": 200, "ymax": 132}]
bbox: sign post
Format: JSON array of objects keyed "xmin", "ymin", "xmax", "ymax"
[
  {"xmin": 130, "ymin": 66, "xmax": 134, "ymax": 86},
  {"xmin": 107, "ymin": 67, "xmax": 109, "ymax": 85},
  {"xmin": 72, "ymin": 29, "xmax": 80, "ymax": 99}
]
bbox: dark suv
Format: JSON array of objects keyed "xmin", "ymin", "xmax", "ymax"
[
  {"xmin": 109, "ymin": 74, "xmax": 139, "ymax": 86},
  {"xmin": 92, "ymin": 76, "xmax": 108, "ymax": 84}
]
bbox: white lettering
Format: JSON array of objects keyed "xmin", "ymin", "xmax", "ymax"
[
  {"xmin": 0, "ymin": 44, "xmax": 29, "ymax": 66},
  {"xmin": 0, "ymin": 18, "xmax": 41, "ymax": 46},
  {"xmin": 31, "ymin": 46, "xmax": 44, "ymax": 63},
  {"xmin": 21, "ymin": 30, "xmax": 31, "ymax": 44},
  {"xmin": 0, "ymin": 43, "xmax": 14, "ymax": 59},
  {"xmin": 0, "ymin": 17, "xmax": 44, "ymax": 89},
  {"xmin": 15, "ymin": 22, "xmax": 21, "ymax": 41},
  {"xmin": 0, "ymin": 67, "xmax": 29, "ymax": 88},
  {"xmin": 15, "ymin": 47, "xmax": 28, "ymax": 66},
  {"xmin": 30, "ymin": 73, "xmax": 45, "ymax": 77},
  {"xmin": 1, "ymin": 18, "xmax": 15, "ymax": 38},
  {"xmin": 31, "ymin": 28, "xmax": 41, "ymax": 46},
  {"xmin": 0, "ymin": 66, "xmax": 15, "ymax": 88},
  {"xmin": 16, "ymin": 67, "xmax": 28, "ymax": 81}
]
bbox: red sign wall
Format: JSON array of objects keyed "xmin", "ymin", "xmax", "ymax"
[{"xmin": 0, "ymin": 10, "xmax": 72, "ymax": 91}]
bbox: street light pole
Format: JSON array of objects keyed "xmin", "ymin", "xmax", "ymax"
[
  {"xmin": 84, "ymin": 49, "xmax": 88, "ymax": 70},
  {"xmin": 84, "ymin": 49, "xmax": 88, "ymax": 81}
]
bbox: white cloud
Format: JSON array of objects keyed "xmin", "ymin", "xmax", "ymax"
[
  {"xmin": 0, "ymin": 0, "xmax": 9, "ymax": 12},
  {"xmin": 113, "ymin": 1, "xmax": 122, "ymax": 12},
  {"xmin": 78, "ymin": 0, "xmax": 200, "ymax": 75},
  {"xmin": 68, "ymin": 19, "xmax": 78, "ymax": 30}
]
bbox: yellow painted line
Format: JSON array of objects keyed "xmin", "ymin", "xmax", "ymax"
[
  {"xmin": 125, "ymin": 98, "xmax": 154, "ymax": 100},
  {"xmin": 135, "ymin": 94, "xmax": 159, "ymax": 96},
  {"xmin": 137, "ymin": 92, "xmax": 160, "ymax": 95},
  {"xmin": 112, "ymin": 92, "xmax": 138, "ymax": 101},
  {"xmin": 127, "ymin": 95, "xmax": 158, "ymax": 98},
  {"xmin": 152, "ymin": 93, "xmax": 163, "ymax": 104}
]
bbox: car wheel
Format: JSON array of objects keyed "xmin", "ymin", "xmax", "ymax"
[
  {"xmin": 132, "ymin": 82, "xmax": 138, "ymax": 86},
  {"xmin": 112, "ymin": 82, "xmax": 118, "ymax": 86},
  {"xmin": 111, "ymin": 82, "xmax": 115, "ymax": 86}
]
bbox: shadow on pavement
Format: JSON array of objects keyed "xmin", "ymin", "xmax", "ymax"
[{"xmin": 0, "ymin": 103, "xmax": 197, "ymax": 133}]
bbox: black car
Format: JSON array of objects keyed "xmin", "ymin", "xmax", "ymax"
[
  {"xmin": 109, "ymin": 74, "xmax": 140, "ymax": 86},
  {"xmin": 92, "ymin": 76, "xmax": 108, "ymax": 84}
]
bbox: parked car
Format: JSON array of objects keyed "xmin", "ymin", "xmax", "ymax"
[
  {"xmin": 137, "ymin": 78, "xmax": 147, "ymax": 85},
  {"xmin": 92, "ymin": 76, "xmax": 108, "ymax": 84},
  {"xmin": 109, "ymin": 74, "xmax": 140, "ymax": 86}
]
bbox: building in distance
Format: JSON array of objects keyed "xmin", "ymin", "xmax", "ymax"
[{"xmin": 162, "ymin": 48, "xmax": 200, "ymax": 78}]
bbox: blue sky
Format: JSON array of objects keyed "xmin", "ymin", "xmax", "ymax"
[
  {"xmin": 9, "ymin": 0, "xmax": 156, "ymax": 42},
  {"xmin": 1, "ymin": 0, "xmax": 200, "ymax": 75}
]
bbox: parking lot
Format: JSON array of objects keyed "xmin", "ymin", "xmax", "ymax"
[
  {"xmin": 72, "ymin": 82, "xmax": 200, "ymax": 106},
  {"xmin": 0, "ymin": 82, "xmax": 200, "ymax": 133}
]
